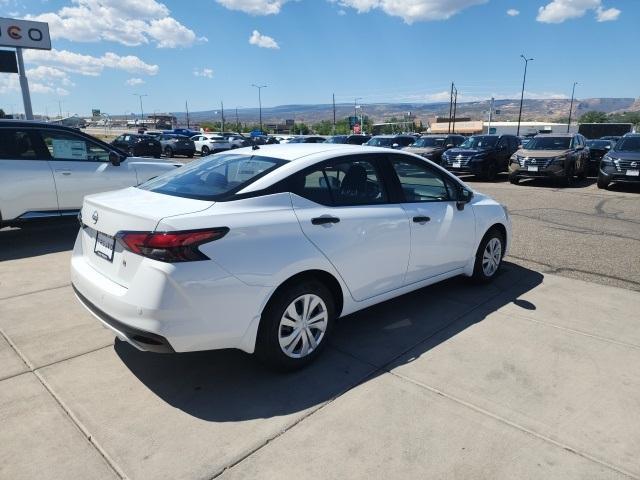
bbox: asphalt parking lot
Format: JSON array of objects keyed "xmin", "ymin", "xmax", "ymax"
[{"xmin": 1, "ymin": 179, "xmax": 639, "ymax": 479}]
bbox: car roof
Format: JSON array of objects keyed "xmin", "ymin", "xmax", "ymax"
[{"xmin": 535, "ymin": 133, "xmax": 575, "ymax": 137}]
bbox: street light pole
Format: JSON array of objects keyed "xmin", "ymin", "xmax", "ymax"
[
  {"xmin": 567, "ymin": 82, "xmax": 578, "ymax": 133},
  {"xmin": 252, "ymin": 84, "xmax": 267, "ymax": 132},
  {"xmin": 354, "ymin": 97, "xmax": 362, "ymax": 133},
  {"xmin": 132, "ymin": 93, "xmax": 148, "ymax": 127},
  {"xmin": 516, "ymin": 55, "xmax": 534, "ymax": 137}
]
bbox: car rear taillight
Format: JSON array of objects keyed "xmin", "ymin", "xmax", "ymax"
[{"xmin": 116, "ymin": 228, "xmax": 229, "ymax": 262}]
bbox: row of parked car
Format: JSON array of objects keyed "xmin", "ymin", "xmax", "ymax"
[{"xmin": 321, "ymin": 132, "xmax": 637, "ymax": 190}]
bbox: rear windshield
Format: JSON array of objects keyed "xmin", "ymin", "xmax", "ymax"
[
  {"xmin": 366, "ymin": 137, "xmax": 395, "ymax": 147},
  {"xmin": 139, "ymin": 153, "xmax": 285, "ymax": 201},
  {"xmin": 586, "ymin": 140, "xmax": 611, "ymax": 148},
  {"xmin": 526, "ymin": 137, "xmax": 571, "ymax": 150},
  {"xmin": 460, "ymin": 136, "xmax": 498, "ymax": 149},
  {"xmin": 614, "ymin": 137, "xmax": 640, "ymax": 152},
  {"xmin": 413, "ymin": 137, "xmax": 446, "ymax": 148}
]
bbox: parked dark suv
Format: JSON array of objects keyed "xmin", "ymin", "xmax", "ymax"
[
  {"xmin": 111, "ymin": 133, "xmax": 161, "ymax": 158},
  {"xmin": 403, "ymin": 134, "xmax": 465, "ymax": 165},
  {"xmin": 597, "ymin": 134, "xmax": 640, "ymax": 189},
  {"xmin": 586, "ymin": 139, "xmax": 615, "ymax": 175},
  {"xmin": 508, "ymin": 133, "xmax": 589, "ymax": 186},
  {"xmin": 441, "ymin": 134, "xmax": 519, "ymax": 180}
]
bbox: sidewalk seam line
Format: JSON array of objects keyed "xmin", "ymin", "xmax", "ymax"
[
  {"xmin": 0, "ymin": 283, "xmax": 71, "ymax": 301},
  {"xmin": 390, "ymin": 371, "xmax": 639, "ymax": 480},
  {"xmin": 33, "ymin": 369, "xmax": 128, "ymax": 480},
  {"xmin": 505, "ymin": 312, "xmax": 640, "ymax": 351}
]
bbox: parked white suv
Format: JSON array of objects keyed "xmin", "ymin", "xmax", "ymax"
[
  {"xmin": 0, "ymin": 121, "xmax": 182, "ymax": 227},
  {"xmin": 190, "ymin": 134, "xmax": 232, "ymax": 156},
  {"xmin": 72, "ymin": 144, "xmax": 511, "ymax": 370}
]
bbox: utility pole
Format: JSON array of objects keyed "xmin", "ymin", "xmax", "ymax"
[
  {"xmin": 235, "ymin": 107, "xmax": 239, "ymax": 132},
  {"xmin": 58, "ymin": 100, "xmax": 63, "ymax": 119},
  {"xmin": 567, "ymin": 82, "xmax": 578, "ymax": 133},
  {"xmin": 221, "ymin": 101, "xmax": 225, "ymax": 132},
  {"xmin": 185, "ymin": 100, "xmax": 190, "ymax": 129},
  {"xmin": 487, "ymin": 97, "xmax": 495, "ymax": 134},
  {"xmin": 252, "ymin": 84, "xmax": 267, "ymax": 133},
  {"xmin": 354, "ymin": 97, "xmax": 362, "ymax": 134},
  {"xmin": 132, "ymin": 93, "xmax": 147, "ymax": 126},
  {"xmin": 517, "ymin": 55, "xmax": 534, "ymax": 137},
  {"xmin": 448, "ymin": 82, "xmax": 454, "ymax": 134},
  {"xmin": 452, "ymin": 86, "xmax": 458, "ymax": 134},
  {"xmin": 332, "ymin": 93, "xmax": 336, "ymax": 134}
]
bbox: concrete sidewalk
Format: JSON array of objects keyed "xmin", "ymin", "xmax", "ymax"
[{"xmin": 1, "ymin": 254, "xmax": 639, "ymax": 479}]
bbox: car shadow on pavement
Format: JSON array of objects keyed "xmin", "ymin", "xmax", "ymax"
[
  {"xmin": 0, "ymin": 219, "xmax": 79, "ymax": 261},
  {"xmin": 515, "ymin": 178, "xmax": 596, "ymax": 189},
  {"xmin": 116, "ymin": 261, "xmax": 543, "ymax": 423}
]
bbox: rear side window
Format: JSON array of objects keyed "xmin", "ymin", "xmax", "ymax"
[
  {"xmin": 291, "ymin": 157, "xmax": 387, "ymax": 206},
  {"xmin": 390, "ymin": 158, "xmax": 454, "ymax": 202},
  {"xmin": 139, "ymin": 153, "xmax": 285, "ymax": 201},
  {"xmin": 0, "ymin": 129, "xmax": 41, "ymax": 160},
  {"xmin": 40, "ymin": 130, "xmax": 111, "ymax": 162}
]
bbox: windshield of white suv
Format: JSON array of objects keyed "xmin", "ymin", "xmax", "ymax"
[
  {"xmin": 412, "ymin": 137, "xmax": 446, "ymax": 148},
  {"xmin": 614, "ymin": 137, "xmax": 640, "ymax": 152},
  {"xmin": 139, "ymin": 154, "xmax": 285, "ymax": 200},
  {"xmin": 526, "ymin": 137, "xmax": 571, "ymax": 150},
  {"xmin": 459, "ymin": 136, "xmax": 498, "ymax": 149}
]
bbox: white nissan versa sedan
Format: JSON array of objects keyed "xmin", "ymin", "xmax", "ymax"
[
  {"xmin": 0, "ymin": 121, "xmax": 181, "ymax": 228},
  {"xmin": 72, "ymin": 144, "xmax": 511, "ymax": 370}
]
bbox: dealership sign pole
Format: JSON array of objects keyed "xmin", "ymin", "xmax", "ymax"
[{"xmin": 0, "ymin": 17, "xmax": 51, "ymax": 120}]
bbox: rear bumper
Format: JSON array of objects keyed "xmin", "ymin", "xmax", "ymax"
[
  {"xmin": 73, "ymin": 284, "xmax": 175, "ymax": 353},
  {"xmin": 70, "ymin": 231, "xmax": 269, "ymax": 354}
]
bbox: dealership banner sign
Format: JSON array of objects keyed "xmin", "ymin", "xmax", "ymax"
[{"xmin": 0, "ymin": 17, "xmax": 51, "ymax": 50}]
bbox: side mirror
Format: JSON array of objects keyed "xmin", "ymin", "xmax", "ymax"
[
  {"xmin": 575, "ymin": 145, "xmax": 584, "ymax": 151},
  {"xmin": 456, "ymin": 188, "xmax": 473, "ymax": 211},
  {"xmin": 109, "ymin": 151, "xmax": 122, "ymax": 166},
  {"xmin": 446, "ymin": 144, "xmax": 454, "ymax": 148}
]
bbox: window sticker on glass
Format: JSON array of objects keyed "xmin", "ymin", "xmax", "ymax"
[{"xmin": 52, "ymin": 139, "xmax": 88, "ymax": 160}]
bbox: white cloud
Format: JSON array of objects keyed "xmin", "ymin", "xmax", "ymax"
[
  {"xmin": 334, "ymin": 0, "xmax": 487, "ymax": 23},
  {"xmin": 249, "ymin": 30, "xmax": 280, "ymax": 49},
  {"xmin": 595, "ymin": 5, "xmax": 620, "ymax": 21},
  {"xmin": 216, "ymin": 0, "xmax": 291, "ymax": 15},
  {"xmin": 0, "ymin": 71, "xmax": 70, "ymax": 96},
  {"xmin": 338, "ymin": 9, "xmax": 347, "ymax": 15},
  {"xmin": 26, "ymin": 0, "xmax": 204, "ymax": 48},
  {"xmin": 193, "ymin": 68, "xmax": 214, "ymax": 78},
  {"xmin": 507, "ymin": 8, "xmax": 520, "ymax": 16},
  {"xmin": 24, "ymin": 49, "xmax": 159, "ymax": 76},
  {"xmin": 126, "ymin": 77, "xmax": 145, "ymax": 86},
  {"xmin": 537, "ymin": 0, "xmax": 620, "ymax": 23}
]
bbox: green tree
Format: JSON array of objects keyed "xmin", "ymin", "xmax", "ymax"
[
  {"xmin": 579, "ymin": 111, "xmax": 608, "ymax": 123},
  {"xmin": 0, "ymin": 109, "xmax": 5, "ymax": 119}
]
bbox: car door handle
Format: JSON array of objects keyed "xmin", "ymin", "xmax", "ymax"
[
  {"xmin": 413, "ymin": 216, "xmax": 431, "ymax": 224},
  {"xmin": 55, "ymin": 169, "xmax": 72, "ymax": 175},
  {"xmin": 312, "ymin": 216, "xmax": 340, "ymax": 225}
]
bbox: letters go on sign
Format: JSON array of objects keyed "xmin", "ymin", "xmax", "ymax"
[{"xmin": 0, "ymin": 17, "xmax": 51, "ymax": 50}]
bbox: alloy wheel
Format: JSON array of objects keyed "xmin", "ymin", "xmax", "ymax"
[
  {"xmin": 482, "ymin": 237, "xmax": 502, "ymax": 277},
  {"xmin": 278, "ymin": 294, "xmax": 328, "ymax": 359}
]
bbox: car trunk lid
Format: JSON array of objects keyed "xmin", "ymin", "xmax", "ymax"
[{"xmin": 80, "ymin": 187, "xmax": 213, "ymax": 287}]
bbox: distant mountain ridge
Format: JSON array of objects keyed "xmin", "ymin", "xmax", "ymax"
[{"xmin": 174, "ymin": 98, "xmax": 638, "ymax": 125}]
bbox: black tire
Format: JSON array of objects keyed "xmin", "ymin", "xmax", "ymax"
[
  {"xmin": 471, "ymin": 229, "xmax": 505, "ymax": 284},
  {"xmin": 154, "ymin": 154, "xmax": 161, "ymax": 159},
  {"xmin": 597, "ymin": 175, "xmax": 609, "ymax": 190},
  {"xmin": 509, "ymin": 175, "xmax": 520, "ymax": 185},
  {"xmin": 577, "ymin": 160, "xmax": 587, "ymax": 180},
  {"xmin": 484, "ymin": 163, "xmax": 498, "ymax": 182},
  {"xmin": 164, "ymin": 146, "xmax": 174, "ymax": 158},
  {"xmin": 128, "ymin": 147, "xmax": 135, "ymax": 157},
  {"xmin": 561, "ymin": 164, "xmax": 575, "ymax": 187},
  {"xmin": 187, "ymin": 153, "xmax": 194, "ymax": 158},
  {"xmin": 256, "ymin": 280, "xmax": 335, "ymax": 371},
  {"xmin": 201, "ymin": 146, "xmax": 210, "ymax": 156}
]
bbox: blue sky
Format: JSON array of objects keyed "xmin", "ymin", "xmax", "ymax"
[{"xmin": 0, "ymin": 0, "xmax": 637, "ymax": 116}]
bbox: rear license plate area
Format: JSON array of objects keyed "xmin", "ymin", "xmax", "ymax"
[{"xmin": 94, "ymin": 231, "xmax": 115, "ymax": 262}]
